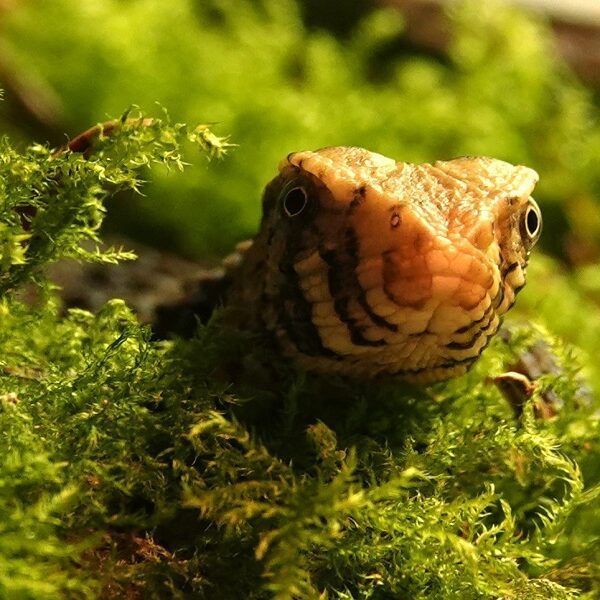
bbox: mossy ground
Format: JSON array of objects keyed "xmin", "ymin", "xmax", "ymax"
[{"xmin": 1, "ymin": 278, "xmax": 599, "ymax": 598}]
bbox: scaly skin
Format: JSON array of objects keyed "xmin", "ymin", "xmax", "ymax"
[{"xmin": 227, "ymin": 147, "xmax": 541, "ymax": 384}]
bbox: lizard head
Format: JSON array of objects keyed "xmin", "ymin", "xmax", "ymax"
[{"xmin": 254, "ymin": 146, "xmax": 540, "ymax": 383}]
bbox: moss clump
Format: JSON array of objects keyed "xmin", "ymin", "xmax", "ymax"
[
  {"xmin": 2, "ymin": 284, "xmax": 599, "ymax": 598},
  {"xmin": 0, "ymin": 111, "xmax": 597, "ymax": 598}
]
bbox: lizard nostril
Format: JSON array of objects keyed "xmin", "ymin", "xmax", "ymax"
[
  {"xmin": 470, "ymin": 221, "xmax": 495, "ymax": 250},
  {"xmin": 391, "ymin": 212, "xmax": 401, "ymax": 228}
]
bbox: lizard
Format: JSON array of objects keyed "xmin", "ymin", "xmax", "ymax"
[
  {"xmin": 221, "ymin": 146, "xmax": 541, "ymax": 384},
  {"xmin": 65, "ymin": 123, "xmax": 542, "ymax": 385}
]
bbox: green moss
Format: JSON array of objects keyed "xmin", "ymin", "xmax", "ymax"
[{"xmin": 1, "ymin": 283, "xmax": 598, "ymax": 597}]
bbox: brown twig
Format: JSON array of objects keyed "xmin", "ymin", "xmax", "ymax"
[{"xmin": 57, "ymin": 117, "xmax": 155, "ymax": 157}]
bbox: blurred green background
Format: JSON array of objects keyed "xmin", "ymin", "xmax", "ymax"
[{"xmin": 0, "ymin": 0, "xmax": 598, "ymax": 261}]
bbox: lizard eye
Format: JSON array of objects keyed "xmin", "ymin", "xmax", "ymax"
[
  {"xmin": 521, "ymin": 199, "xmax": 542, "ymax": 246},
  {"xmin": 282, "ymin": 186, "xmax": 308, "ymax": 217}
]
